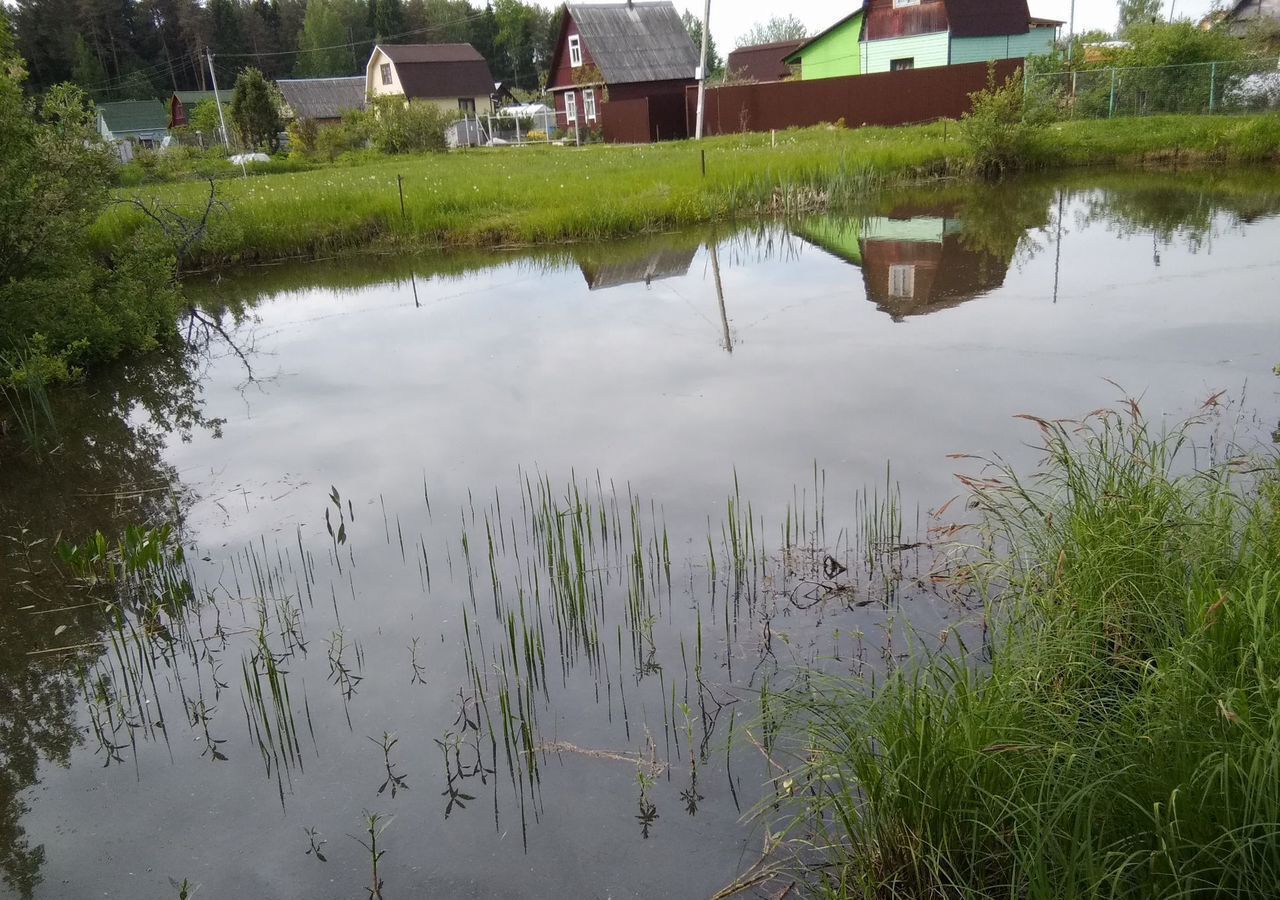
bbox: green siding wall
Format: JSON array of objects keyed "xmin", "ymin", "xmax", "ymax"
[
  {"xmin": 950, "ymin": 28, "xmax": 1056, "ymax": 65},
  {"xmin": 862, "ymin": 32, "xmax": 950, "ymax": 74},
  {"xmin": 793, "ymin": 13, "xmax": 863, "ymax": 81}
]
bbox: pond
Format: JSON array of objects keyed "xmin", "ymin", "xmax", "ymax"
[{"xmin": 2, "ymin": 172, "xmax": 1279, "ymax": 900}]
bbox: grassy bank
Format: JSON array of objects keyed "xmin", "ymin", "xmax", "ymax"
[
  {"xmin": 780, "ymin": 406, "xmax": 1280, "ymax": 898},
  {"xmin": 92, "ymin": 114, "xmax": 1280, "ymax": 270}
]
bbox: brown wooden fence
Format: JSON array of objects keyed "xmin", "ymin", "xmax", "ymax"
[{"xmin": 681, "ymin": 60, "xmax": 1023, "ymax": 139}]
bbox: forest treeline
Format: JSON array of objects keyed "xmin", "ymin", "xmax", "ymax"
[{"xmin": 10, "ymin": 0, "xmax": 560, "ymax": 98}]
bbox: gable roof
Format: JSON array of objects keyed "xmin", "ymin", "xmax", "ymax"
[
  {"xmin": 374, "ymin": 43, "xmax": 496, "ymax": 99},
  {"xmin": 173, "ymin": 90, "xmax": 218, "ymax": 106},
  {"xmin": 98, "ymin": 100, "xmax": 170, "ymax": 134},
  {"xmin": 791, "ymin": 0, "xmax": 1032, "ymax": 55},
  {"xmin": 944, "ymin": 0, "xmax": 1031, "ymax": 37},
  {"xmin": 784, "ymin": 9, "xmax": 865, "ymax": 63},
  {"xmin": 559, "ymin": 2, "xmax": 698, "ymax": 85},
  {"xmin": 277, "ymin": 76, "xmax": 365, "ymax": 120},
  {"xmin": 727, "ymin": 39, "xmax": 805, "ymax": 81}
]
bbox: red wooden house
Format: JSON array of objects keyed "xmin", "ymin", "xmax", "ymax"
[{"xmin": 546, "ymin": 1, "xmax": 699, "ymax": 141}]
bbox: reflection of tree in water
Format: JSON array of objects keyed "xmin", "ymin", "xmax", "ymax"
[
  {"xmin": 954, "ymin": 180, "xmax": 1056, "ymax": 266},
  {"xmin": 0, "ymin": 349, "xmax": 218, "ymax": 898},
  {"xmin": 1075, "ymin": 174, "xmax": 1280, "ymax": 253}
]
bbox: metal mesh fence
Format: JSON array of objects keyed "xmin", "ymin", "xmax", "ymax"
[{"xmin": 1026, "ymin": 58, "xmax": 1280, "ymax": 119}]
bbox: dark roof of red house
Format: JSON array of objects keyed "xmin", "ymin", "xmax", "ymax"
[
  {"xmin": 376, "ymin": 43, "xmax": 496, "ymax": 99},
  {"xmin": 552, "ymin": 2, "xmax": 698, "ymax": 86},
  {"xmin": 727, "ymin": 40, "xmax": 805, "ymax": 82},
  {"xmin": 795, "ymin": 0, "xmax": 1034, "ymax": 50},
  {"xmin": 943, "ymin": 0, "xmax": 1032, "ymax": 37}
]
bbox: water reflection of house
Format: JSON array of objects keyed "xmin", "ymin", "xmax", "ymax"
[
  {"xmin": 795, "ymin": 208, "xmax": 1012, "ymax": 320},
  {"xmin": 575, "ymin": 242, "xmax": 697, "ymax": 291}
]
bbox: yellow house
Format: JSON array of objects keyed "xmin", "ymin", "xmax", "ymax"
[{"xmin": 365, "ymin": 43, "xmax": 497, "ymax": 115}]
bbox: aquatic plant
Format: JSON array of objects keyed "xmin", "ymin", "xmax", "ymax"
[{"xmin": 777, "ymin": 401, "xmax": 1280, "ymax": 898}]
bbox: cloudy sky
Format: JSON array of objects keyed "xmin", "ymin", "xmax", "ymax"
[{"xmin": 589, "ymin": 1, "xmax": 1218, "ymax": 50}]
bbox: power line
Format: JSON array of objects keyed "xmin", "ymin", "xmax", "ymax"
[{"xmin": 215, "ymin": 9, "xmax": 492, "ymax": 60}]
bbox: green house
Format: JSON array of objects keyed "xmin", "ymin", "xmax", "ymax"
[
  {"xmin": 785, "ymin": 0, "xmax": 1058, "ymax": 81},
  {"xmin": 783, "ymin": 10, "xmax": 866, "ymax": 81}
]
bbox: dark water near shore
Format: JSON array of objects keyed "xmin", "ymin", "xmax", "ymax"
[{"xmin": 2, "ymin": 173, "xmax": 1279, "ymax": 900}]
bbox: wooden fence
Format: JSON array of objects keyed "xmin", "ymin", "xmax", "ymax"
[{"xmin": 680, "ymin": 59, "xmax": 1023, "ymax": 139}]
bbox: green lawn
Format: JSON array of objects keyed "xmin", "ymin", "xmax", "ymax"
[{"xmin": 92, "ymin": 114, "xmax": 1280, "ymax": 270}]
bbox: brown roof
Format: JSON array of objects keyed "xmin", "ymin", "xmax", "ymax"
[
  {"xmin": 727, "ymin": 40, "xmax": 804, "ymax": 82},
  {"xmin": 943, "ymin": 0, "xmax": 1032, "ymax": 37},
  {"xmin": 376, "ymin": 43, "xmax": 495, "ymax": 99}
]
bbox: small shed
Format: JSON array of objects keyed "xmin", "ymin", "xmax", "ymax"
[
  {"xmin": 726, "ymin": 40, "xmax": 805, "ymax": 82},
  {"xmin": 276, "ymin": 76, "xmax": 367, "ymax": 123},
  {"xmin": 97, "ymin": 100, "xmax": 170, "ymax": 146},
  {"xmin": 169, "ymin": 90, "xmax": 218, "ymax": 128}
]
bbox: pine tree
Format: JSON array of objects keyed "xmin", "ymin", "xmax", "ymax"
[
  {"xmin": 681, "ymin": 11, "xmax": 722, "ymax": 77},
  {"xmin": 373, "ymin": 0, "xmax": 405, "ymax": 41},
  {"xmin": 295, "ymin": 0, "xmax": 351, "ymax": 76},
  {"xmin": 229, "ymin": 65, "xmax": 281, "ymax": 149}
]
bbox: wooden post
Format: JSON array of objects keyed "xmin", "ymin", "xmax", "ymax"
[
  {"xmin": 397, "ymin": 175, "xmax": 405, "ymax": 221},
  {"xmin": 1108, "ymin": 68, "xmax": 1117, "ymax": 119},
  {"xmin": 701, "ymin": 149, "xmax": 706, "ymax": 177}
]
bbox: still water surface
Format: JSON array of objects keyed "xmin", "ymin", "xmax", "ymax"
[{"xmin": 2, "ymin": 174, "xmax": 1279, "ymax": 900}]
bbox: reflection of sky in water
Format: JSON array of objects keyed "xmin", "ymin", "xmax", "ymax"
[
  {"xmin": 13, "ymin": 189, "xmax": 1280, "ymax": 900},
  {"xmin": 177, "ymin": 199, "xmax": 1280, "ymax": 552}
]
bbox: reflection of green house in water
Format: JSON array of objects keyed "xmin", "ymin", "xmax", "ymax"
[{"xmin": 796, "ymin": 209, "xmax": 1012, "ymax": 320}]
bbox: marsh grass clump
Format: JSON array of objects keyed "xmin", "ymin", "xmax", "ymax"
[
  {"xmin": 960, "ymin": 66, "xmax": 1056, "ymax": 180},
  {"xmin": 781, "ymin": 402, "xmax": 1280, "ymax": 899}
]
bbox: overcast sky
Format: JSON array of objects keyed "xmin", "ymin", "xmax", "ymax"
[{"xmin": 560, "ymin": 1, "xmax": 1218, "ymax": 50}]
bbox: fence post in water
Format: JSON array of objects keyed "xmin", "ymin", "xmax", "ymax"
[
  {"xmin": 397, "ymin": 175, "xmax": 405, "ymax": 221},
  {"xmin": 1108, "ymin": 68, "xmax": 1118, "ymax": 119},
  {"xmin": 1209, "ymin": 62, "xmax": 1217, "ymax": 112}
]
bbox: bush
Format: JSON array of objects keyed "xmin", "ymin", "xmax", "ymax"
[
  {"xmin": 287, "ymin": 117, "xmax": 320, "ymax": 158},
  {"xmin": 960, "ymin": 65, "xmax": 1055, "ymax": 180},
  {"xmin": 0, "ymin": 76, "xmax": 182, "ymax": 385},
  {"xmin": 315, "ymin": 108, "xmax": 373, "ymax": 161},
  {"xmin": 369, "ymin": 96, "xmax": 454, "ymax": 154}
]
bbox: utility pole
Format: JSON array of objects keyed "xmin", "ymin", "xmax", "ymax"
[
  {"xmin": 695, "ymin": 0, "xmax": 710, "ymax": 140},
  {"xmin": 206, "ymin": 48, "xmax": 231, "ymax": 150},
  {"xmin": 1066, "ymin": 0, "xmax": 1076, "ymax": 65}
]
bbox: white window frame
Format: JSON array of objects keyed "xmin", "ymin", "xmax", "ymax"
[
  {"xmin": 583, "ymin": 88, "xmax": 597, "ymax": 121},
  {"xmin": 568, "ymin": 34, "xmax": 583, "ymax": 68},
  {"xmin": 892, "ymin": 0, "xmax": 920, "ymax": 7},
  {"xmin": 889, "ymin": 265, "xmax": 916, "ymax": 299},
  {"xmin": 564, "ymin": 91, "xmax": 578, "ymax": 128},
  {"xmin": 380, "ymin": 63, "xmax": 392, "ymax": 86}
]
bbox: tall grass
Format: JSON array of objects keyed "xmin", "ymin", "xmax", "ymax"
[
  {"xmin": 781, "ymin": 404, "xmax": 1280, "ymax": 899},
  {"xmin": 91, "ymin": 115, "xmax": 1280, "ymax": 271}
]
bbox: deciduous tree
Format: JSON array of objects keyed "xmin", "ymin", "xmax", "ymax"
[{"xmin": 735, "ymin": 15, "xmax": 807, "ymax": 49}]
